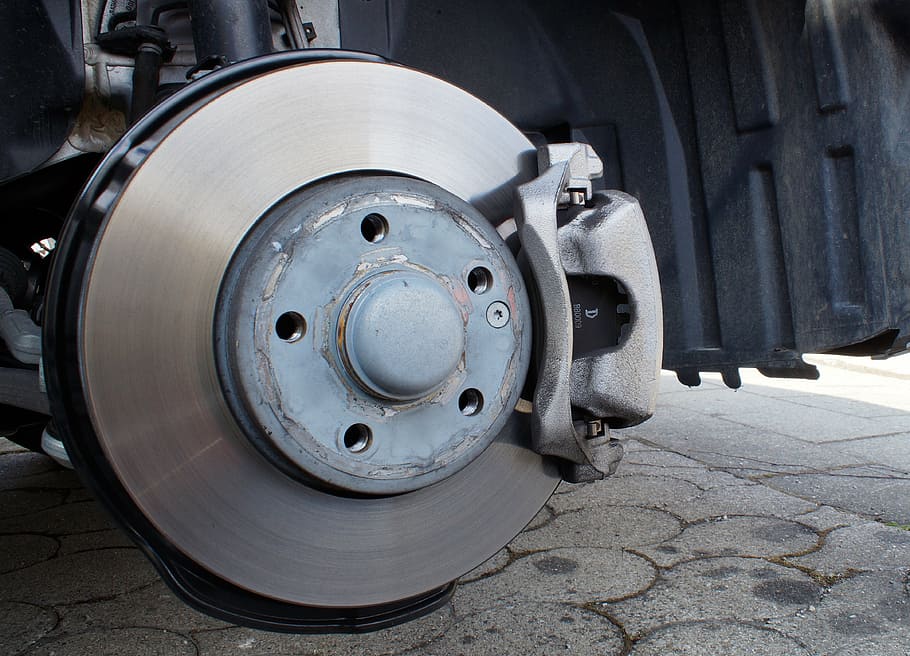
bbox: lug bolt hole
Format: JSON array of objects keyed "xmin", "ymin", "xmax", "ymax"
[
  {"xmin": 458, "ymin": 388, "xmax": 484, "ymax": 416},
  {"xmin": 467, "ymin": 267, "xmax": 493, "ymax": 294},
  {"xmin": 275, "ymin": 311, "xmax": 306, "ymax": 342},
  {"xmin": 343, "ymin": 424, "xmax": 373, "ymax": 453},
  {"xmin": 361, "ymin": 213, "xmax": 389, "ymax": 243}
]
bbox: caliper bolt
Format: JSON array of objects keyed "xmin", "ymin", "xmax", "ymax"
[{"xmin": 486, "ymin": 301, "xmax": 510, "ymax": 328}]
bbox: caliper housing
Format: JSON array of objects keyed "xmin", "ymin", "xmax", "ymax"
[{"xmin": 516, "ymin": 143, "xmax": 663, "ymax": 482}]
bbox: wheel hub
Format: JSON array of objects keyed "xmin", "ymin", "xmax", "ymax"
[{"xmin": 218, "ymin": 176, "xmax": 532, "ymax": 494}]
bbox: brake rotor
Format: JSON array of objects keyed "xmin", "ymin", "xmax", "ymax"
[{"xmin": 45, "ymin": 52, "xmax": 559, "ymax": 623}]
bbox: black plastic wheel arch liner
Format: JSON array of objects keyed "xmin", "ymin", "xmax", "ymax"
[
  {"xmin": 339, "ymin": 0, "xmax": 910, "ymax": 385},
  {"xmin": 0, "ymin": 1, "xmax": 84, "ymax": 183},
  {"xmin": 43, "ymin": 49, "xmax": 456, "ymax": 633}
]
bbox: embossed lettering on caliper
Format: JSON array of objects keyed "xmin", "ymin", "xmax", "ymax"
[{"xmin": 514, "ymin": 143, "xmax": 663, "ymax": 482}]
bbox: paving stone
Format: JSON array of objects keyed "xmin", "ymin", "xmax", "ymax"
[
  {"xmin": 419, "ymin": 602, "xmax": 623, "ymax": 656},
  {"xmin": 454, "ymin": 548, "xmax": 656, "ymax": 614},
  {"xmin": 716, "ymin": 405, "xmax": 910, "ymax": 444},
  {"xmin": 636, "ymin": 516, "xmax": 818, "ymax": 567},
  {"xmin": 58, "ymin": 529, "xmax": 134, "ymax": 556},
  {"xmin": 28, "ymin": 627, "xmax": 196, "ymax": 656},
  {"xmin": 523, "ymin": 505, "xmax": 552, "ymax": 531},
  {"xmin": 806, "ymin": 353, "xmax": 910, "ymax": 379},
  {"xmin": 194, "ymin": 603, "xmax": 454, "ymax": 656},
  {"xmin": 833, "ymin": 432, "xmax": 910, "ymax": 474},
  {"xmin": 0, "ymin": 534, "xmax": 58, "ymax": 574},
  {"xmin": 661, "ymin": 483, "xmax": 816, "ymax": 523},
  {"xmin": 607, "ymin": 557, "xmax": 823, "ymax": 637},
  {"xmin": 0, "ymin": 453, "xmax": 74, "ymax": 492},
  {"xmin": 0, "ymin": 499, "xmax": 116, "ymax": 535},
  {"xmin": 0, "ymin": 490, "xmax": 65, "ymax": 519},
  {"xmin": 1, "ymin": 366, "xmax": 906, "ymax": 654},
  {"xmin": 657, "ymin": 386, "xmax": 807, "ymax": 421},
  {"xmin": 790, "ymin": 505, "xmax": 862, "ymax": 532},
  {"xmin": 764, "ymin": 468, "xmax": 910, "ymax": 525},
  {"xmin": 791, "ymin": 523, "xmax": 910, "ymax": 577},
  {"xmin": 1, "ymin": 469, "xmax": 85, "ymax": 493},
  {"xmin": 781, "ymin": 393, "xmax": 910, "ymax": 419},
  {"xmin": 459, "ymin": 549, "xmax": 511, "ymax": 584},
  {"xmin": 551, "ymin": 479, "xmax": 575, "ymax": 494},
  {"xmin": 622, "ymin": 439, "xmax": 660, "ymax": 454},
  {"xmin": 767, "ymin": 570, "xmax": 910, "ymax": 655},
  {"xmin": 830, "ymin": 636, "xmax": 910, "ymax": 656},
  {"xmin": 616, "ymin": 460, "xmax": 752, "ymax": 491},
  {"xmin": 744, "ymin": 378, "xmax": 909, "ymax": 402},
  {"xmin": 620, "ymin": 446, "xmax": 714, "ymax": 471},
  {"xmin": 0, "ymin": 548, "xmax": 158, "ymax": 606},
  {"xmin": 64, "ymin": 487, "xmax": 97, "ymax": 504},
  {"xmin": 629, "ymin": 620, "xmax": 811, "ymax": 655},
  {"xmin": 0, "ymin": 601, "xmax": 57, "ymax": 655},
  {"xmin": 56, "ymin": 581, "xmax": 228, "ymax": 635},
  {"xmin": 548, "ymin": 475, "xmax": 699, "ymax": 514},
  {"xmin": 740, "ymin": 367, "xmax": 910, "ymax": 410},
  {"xmin": 509, "ymin": 506, "xmax": 681, "ymax": 552},
  {"xmin": 630, "ymin": 405, "xmax": 863, "ymax": 477},
  {"xmin": 752, "ymin": 360, "xmax": 910, "ymax": 393}
]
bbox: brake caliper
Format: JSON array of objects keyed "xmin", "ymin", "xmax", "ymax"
[{"xmin": 515, "ymin": 144, "xmax": 663, "ymax": 482}]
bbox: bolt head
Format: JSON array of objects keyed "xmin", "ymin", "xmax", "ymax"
[{"xmin": 486, "ymin": 301, "xmax": 510, "ymax": 328}]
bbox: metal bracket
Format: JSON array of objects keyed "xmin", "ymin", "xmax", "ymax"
[
  {"xmin": 514, "ymin": 144, "xmax": 663, "ymax": 482},
  {"xmin": 0, "ymin": 288, "xmax": 41, "ymax": 365}
]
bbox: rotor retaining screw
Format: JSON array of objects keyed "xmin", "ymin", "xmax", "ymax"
[{"xmin": 486, "ymin": 301, "xmax": 510, "ymax": 328}]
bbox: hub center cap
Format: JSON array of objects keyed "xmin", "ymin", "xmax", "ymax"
[{"xmin": 342, "ymin": 271, "xmax": 465, "ymax": 400}]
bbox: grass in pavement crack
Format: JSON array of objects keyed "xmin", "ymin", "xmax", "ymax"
[{"xmin": 882, "ymin": 520, "xmax": 910, "ymax": 531}]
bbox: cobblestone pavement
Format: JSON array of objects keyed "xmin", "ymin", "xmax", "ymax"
[{"xmin": 2, "ymin": 357, "xmax": 909, "ymax": 655}]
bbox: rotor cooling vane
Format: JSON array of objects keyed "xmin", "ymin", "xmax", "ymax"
[{"xmin": 45, "ymin": 51, "xmax": 661, "ymax": 630}]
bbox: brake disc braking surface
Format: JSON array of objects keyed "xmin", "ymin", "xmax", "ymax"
[{"xmin": 45, "ymin": 51, "xmax": 559, "ymax": 631}]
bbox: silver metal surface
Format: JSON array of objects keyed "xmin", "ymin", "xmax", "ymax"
[
  {"xmin": 561, "ymin": 191, "xmax": 663, "ymax": 426},
  {"xmin": 345, "ymin": 271, "xmax": 465, "ymax": 399},
  {"xmin": 514, "ymin": 147, "xmax": 594, "ymax": 468},
  {"xmin": 0, "ymin": 289, "xmax": 41, "ymax": 365},
  {"xmin": 296, "ymin": 0, "xmax": 340, "ymax": 47},
  {"xmin": 41, "ymin": 428, "xmax": 73, "ymax": 469},
  {"xmin": 485, "ymin": 301, "xmax": 511, "ymax": 329},
  {"xmin": 514, "ymin": 144, "xmax": 662, "ymax": 480},
  {"xmin": 219, "ymin": 176, "xmax": 533, "ymax": 494},
  {"xmin": 540, "ymin": 142, "xmax": 604, "ymax": 206},
  {"xmin": 79, "ymin": 61, "xmax": 555, "ymax": 607}
]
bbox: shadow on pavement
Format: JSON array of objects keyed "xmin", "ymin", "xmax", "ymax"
[{"xmin": 1, "ymin": 363, "xmax": 909, "ymax": 655}]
